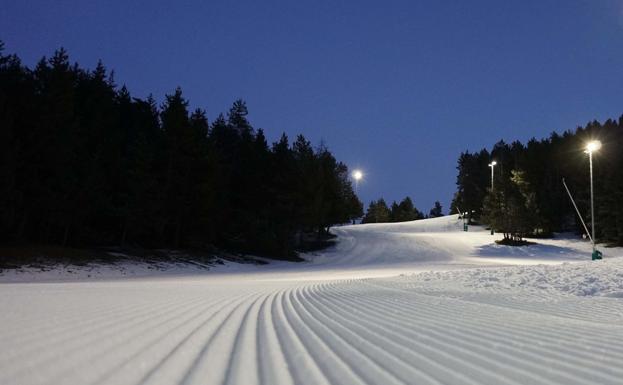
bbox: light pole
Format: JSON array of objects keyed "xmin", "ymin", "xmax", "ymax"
[
  {"xmin": 351, "ymin": 169, "xmax": 364, "ymax": 225},
  {"xmin": 585, "ymin": 141, "xmax": 602, "ymax": 260},
  {"xmin": 488, "ymin": 161, "xmax": 497, "ymax": 235},
  {"xmin": 352, "ymin": 169, "xmax": 363, "ymax": 194},
  {"xmin": 488, "ymin": 161, "xmax": 497, "ymax": 190}
]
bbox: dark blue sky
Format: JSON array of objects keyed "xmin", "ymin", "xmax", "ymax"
[{"xmin": 3, "ymin": 0, "xmax": 623, "ymax": 212}]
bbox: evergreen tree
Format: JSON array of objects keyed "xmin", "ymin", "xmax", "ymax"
[
  {"xmin": 227, "ymin": 99, "xmax": 252, "ymax": 137},
  {"xmin": 450, "ymin": 149, "xmax": 490, "ymax": 222},
  {"xmin": 429, "ymin": 201, "xmax": 443, "ymax": 218},
  {"xmin": 117, "ymin": 93, "xmax": 161, "ymax": 245},
  {"xmin": 362, "ymin": 199, "xmax": 391, "ymax": 223},
  {"xmin": 389, "ymin": 197, "xmax": 423, "ymax": 222}
]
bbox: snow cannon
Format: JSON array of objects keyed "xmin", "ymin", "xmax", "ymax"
[{"xmin": 592, "ymin": 249, "xmax": 602, "ymax": 261}]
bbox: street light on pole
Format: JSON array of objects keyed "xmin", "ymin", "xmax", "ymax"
[
  {"xmin": 585, "ymin": 140, "xmax": 602, "ymax": 260},
  {"xmin": 487, "ymin": 161, "xmax": 497, "ymax": 235},
  {"xmin": 351, "ymin": 170, "xmax": 364, "ymax": 225},
  {"xmin": 352, "ymin": 169, "xmax": 363, "ymax": 194},
  {"xmin": 488, "ymin": 161, "xmax": 497, "ymax": 190}
]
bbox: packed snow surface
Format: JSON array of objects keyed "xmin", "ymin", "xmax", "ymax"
[{"xmin": 2, "ymin": 215, "xmax": 623, "ymax": 385}]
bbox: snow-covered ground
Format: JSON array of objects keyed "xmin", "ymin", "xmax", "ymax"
[{"xmin": 2, "ymin": 215, "xmax": 623, "ymax": 384}]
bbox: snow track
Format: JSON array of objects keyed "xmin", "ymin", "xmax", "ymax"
[
  {"xmin": 2, "ymin": 273, "xmax": 623, "ymax": 385},
  {"xmin": 2, "ymin": 216, "xmax": 623, "ymax": 384}
]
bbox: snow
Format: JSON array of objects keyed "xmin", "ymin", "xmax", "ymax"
[
  {"xmin": 1, "ymin": 215, "xmax": 623, "ymax": 385},
  {"xmin": 0, "ymin": 260, "xmax": 213, "ymax": 282},
  {"xmin": 415, "ymin": 259, "xmax": 623, "ymax": 297}
]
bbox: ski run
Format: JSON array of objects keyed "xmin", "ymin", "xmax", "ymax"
[{"xmin": 2, "ymin": 215, "xmax": 623, "ymax": 385}]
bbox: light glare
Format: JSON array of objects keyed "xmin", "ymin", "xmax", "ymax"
[
  {"xmin": 352, "ymin": 170, "xmax": 363, "ymax": 181},
  {"xmin": 586, "ymin": 141, "xmax": 601, "ymax": 153}
]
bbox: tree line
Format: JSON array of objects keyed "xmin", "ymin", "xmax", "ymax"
[
  {"xmin": 362, "ymin": 197, "xmax": 443, "ymax": 224},
  {"xmin": 0, "ymin": 43, "xmax": 363, "ymax": 259},
  {"xmin": 450, "ymin": 117, "xmax": 623, "ymax": 245}
]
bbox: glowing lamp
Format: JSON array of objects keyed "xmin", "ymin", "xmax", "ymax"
[{"xmin": 585, "ymin": 141, "xmax": 601, "ymax": 153}]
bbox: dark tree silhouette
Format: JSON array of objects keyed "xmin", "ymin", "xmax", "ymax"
[
  {"xmin": 453, "ymin": 118, "xmax": 623, "ymax": 245},
  {"xmin": 429, "ymin": 201, "xmax": 443, "ymax": 218},
  {"xmin": 0, "ymin": 44, "xmax": 363, "ymax": 260}
]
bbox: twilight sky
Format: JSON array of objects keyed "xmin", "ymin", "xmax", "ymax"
[{"xmin": 3, "ymin": 0, "xmax": 623, "ymax": 213}]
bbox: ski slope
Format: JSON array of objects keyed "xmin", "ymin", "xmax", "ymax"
[
  {"xmin": 307, "ymin": 215, "xmax": 594, "ymax": 274},
  {"xmin": 1, "ymin": 215, "xmax": 623, "ymax": 385}
]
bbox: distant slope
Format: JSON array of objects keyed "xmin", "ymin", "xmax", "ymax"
[
  {"xmin": 309, "ymin": 215, "xmax": 484, "ymax": 267},
  {"xmin": 347, "ymin": 214, "xmax": 466, "ymax": 233},
  {"xmin": 309, "ymin": 215, "xmax": 595, "ymax": 268}
]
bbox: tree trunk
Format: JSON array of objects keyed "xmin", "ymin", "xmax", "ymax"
[
  {"xmin": 120, "ymin": 217, "xmax": 129, "ymax": 246},
  {"xmin": 62, "ymin": 222, "xmax": 70, "ymax": 247},
  {"xmin": 17, "ymin": 210, "xmax": 29, "ymax": 240},
  {"xmin": 174, "ymin": 211, "xmax": 183, "ymax": 249}
]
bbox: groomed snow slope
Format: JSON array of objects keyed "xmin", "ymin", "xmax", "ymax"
[
  {"xmin": 2, "ymin": 215, "xmax": 623, "ymax": 385},
  {"xmin": 309, "ymin": 214, "xmax": 593, "ymax": 269}
]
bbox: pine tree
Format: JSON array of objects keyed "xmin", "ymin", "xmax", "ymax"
[
  {"xmin": 482, "ymin": 169, "xmax": 535, "ymax": 243},
  {"xmin": 227, "ymin": 99, "xmax": 252, "ymax": 137},
  {"xmin": 363, "ymin": 199, "xmax": 391, "ymax": 223},
  {"xmin": 451, "ymin": 149, "xmax": 490, "ymax": 222},
  {"xmin": 429, "ymin": 201, "xmax": 443, "ymax": 217},
  {"xmin": 389, "ymin": 197, "xmax": 423, "ymax": 222},
  {"xmin": 159, "ymin": 87, "xmax": 194, "ymax": 246}
]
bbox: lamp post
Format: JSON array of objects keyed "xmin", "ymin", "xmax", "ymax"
[
  {"xmin": 352, "ymin": 169, "xmax": 363, "ymax": 194},
  {"xmin": 351, "ymin": 170, "xmax": 364, "ymax": 224},
  {"xmin": 488, "ymin": 161, "xmax": 497, "ymax": 235},
  {"xmin": 585, "ymin": 141, "xmax": 602, "ymax": 260},
  {"xmin": 488, "ymin": 161, "xmax": 497, "ymax": 190}
]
